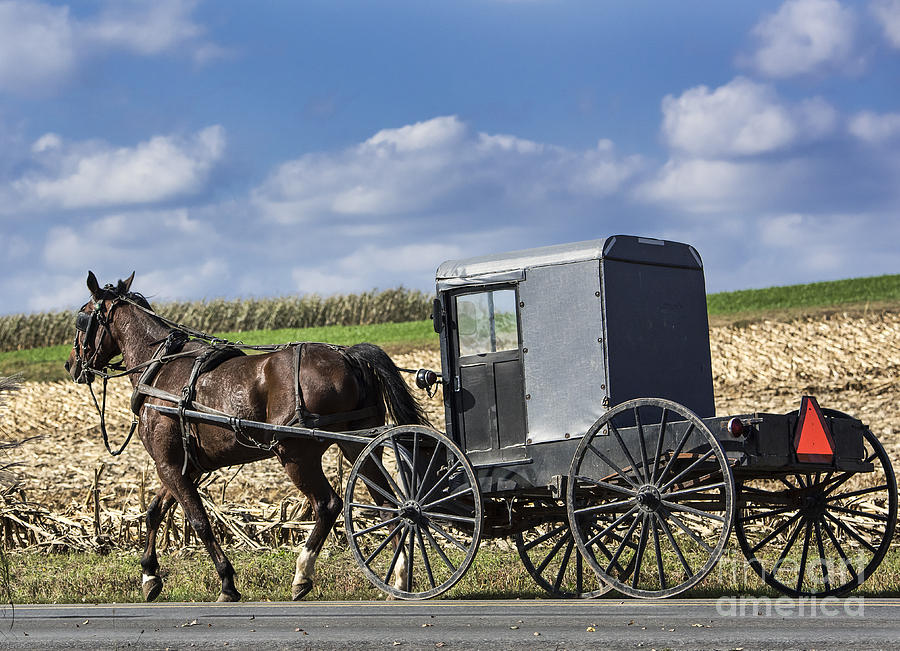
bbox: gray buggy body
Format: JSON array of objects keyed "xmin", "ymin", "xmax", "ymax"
[{"xmin": 434, "ymin": 235, "xmax": 716, "ymax": 492}]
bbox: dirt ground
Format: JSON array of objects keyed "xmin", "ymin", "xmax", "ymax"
[{"xmin": 1, "ymin": 309, "xmax": 898, "ymax": 524}]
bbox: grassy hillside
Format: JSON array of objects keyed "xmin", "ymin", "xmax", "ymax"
[{"xmin": 707, "ymin": 273, "xmax": 900, "ymax": 314}]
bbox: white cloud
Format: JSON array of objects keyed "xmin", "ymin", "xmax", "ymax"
[
  {"xmin": 871, "ymin": 0, "xmax": 900, "ymax": 48},
  {"xmin": 661, "ymin": 77, "xmax": 837, "ymax": 157},
  {"xmin": 0, "ymin": 0, "xmax": 224, "ymax": 95},
  {"xmin": 252, "ymin": 115, "xmax": 643, "ymax": 225},
  {"xmin": 0, "ymin": 1, "xmax": 75, "ymax": 94},
  {"xmin": 746, "ymin": 0, "xmax": 858, "ymax": 78},
  {"xmin": 849, "ymin": 110, "xmax": 900, "ymax": 143},
  {"xmin": 12, "ymin": 125, "xmax": 225, "ymax": 210}
]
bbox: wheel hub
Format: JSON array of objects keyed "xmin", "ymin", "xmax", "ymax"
[
  {"xmin": 636, "ymin": 485, "xmax": 662, "ymax": 513},
  {"xmin": 400, "ymin": 500, "xmax": 422, "ymax": 523}
]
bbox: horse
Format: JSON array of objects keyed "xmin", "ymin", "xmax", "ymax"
[{"xmin": 65, "ymin": 271, "xmax": 429, "ymax": 602}]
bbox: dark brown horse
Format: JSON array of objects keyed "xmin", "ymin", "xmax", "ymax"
[{"xmin": 66, "ymin": 272, "xmax": 428, "ymax": 602}]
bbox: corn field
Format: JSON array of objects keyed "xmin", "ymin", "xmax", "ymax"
[
  {"xmin": 0, "ymin": 287, "xmax": 432, "ymax": 352},
  {"xmin": 0, "ymin": 311, "xmax": 898, "ymax": 553}
]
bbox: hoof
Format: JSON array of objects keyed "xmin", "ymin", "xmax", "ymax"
[
  {"xmin": 216, "ymin": 590, "xmax": 241, "ymax": 603},
  {"xmin": 142, "ymin": 576, "xmax": 163, "ymax": 602},
  {"xmin": 292, "ymin": 581, "xmax": 313, "ymax": 601}
]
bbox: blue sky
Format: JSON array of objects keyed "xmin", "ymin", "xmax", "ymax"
[{"xmin": 1, "ymin": 0, "xmax": 898, "ymax": 315}]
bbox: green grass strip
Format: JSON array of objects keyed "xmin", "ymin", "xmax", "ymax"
[
  {"xmin": 0, "ymin": 321, "xmax": 438, "ymax": 383},
  {"xmin": 707, "ymin": 274, "xmax": 900, "ymax": 314}
]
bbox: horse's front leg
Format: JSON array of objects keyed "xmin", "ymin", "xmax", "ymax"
[
  {"xmin": 279, "ymin": 443, "xmax": 343, "ymax": 600},
  {"xmin": 163, "ymin": 469, "xmax": 241, "ymax": 602},
  {"xmin": 140, "ymin": 487, "xmax": 176, "ymax": 602}
]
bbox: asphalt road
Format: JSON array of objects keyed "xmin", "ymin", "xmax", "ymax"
[{"xmin": 2, "ymin": 598, "xmax": 899, "ymax": 650}]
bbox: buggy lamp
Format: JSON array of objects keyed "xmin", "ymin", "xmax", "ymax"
[
  {"xmin": 415, "ymin": 369, "xmax": 440, "ymax": 390},
  {"xmin": 727, "ymin": 417, "xmax": 745, "ymax": 438}
]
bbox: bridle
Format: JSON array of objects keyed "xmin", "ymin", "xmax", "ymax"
[{"xmin": 72, "ymin": 287, "xmax": 134, "ymax": 455}]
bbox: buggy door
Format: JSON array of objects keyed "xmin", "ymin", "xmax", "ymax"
[{"xmin": 448, "ymin": 287, "xmax": 527, "ymax": 459}]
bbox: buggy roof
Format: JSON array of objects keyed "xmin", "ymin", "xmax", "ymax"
[{"xmin": 435, "ymin": 235, "xmax": 703, "ymax": 290}]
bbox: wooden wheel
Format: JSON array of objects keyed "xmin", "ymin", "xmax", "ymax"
[
  {"xmin": 735, "ymin": 413, "xmax": 897, "ymax": 597},
  {"xmin": 343, "ymin": 426, "xmax": 483, "ymax": 600},
  {"xmin": 567, "ymin": 398, "xmax": 735, "ymax": 598},
  {"xmin": 513, "ymin": 499, "xmax": 612, "ymax": 598}
]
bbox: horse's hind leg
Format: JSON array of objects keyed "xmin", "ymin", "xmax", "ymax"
[
  {"xmin": 279, "ymin": 442, "xmax": 342, "ymax": 600},
  {"xmin": 163, "ymin": 469, "xmax": 242, "ymax": 602},
  {"xmin": 140, "ymin": 487, "xmax": 176, "ymax": 602}
]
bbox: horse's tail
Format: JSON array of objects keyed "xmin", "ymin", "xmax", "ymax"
[{"xmin": 343, "ymin": 343, "xmax": 431, "ymax": 427}]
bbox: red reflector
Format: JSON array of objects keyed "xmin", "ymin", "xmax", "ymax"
[{"xmin": 793, "ymin": 396, "xmax": 835, "ymax": 463}]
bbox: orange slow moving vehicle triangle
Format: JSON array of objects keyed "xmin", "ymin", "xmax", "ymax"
[{"xmin": 793, "ymin": 396, "xmax": 835, "ymax": 463}]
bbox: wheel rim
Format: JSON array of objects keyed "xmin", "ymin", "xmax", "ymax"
[
  {"xmin": 514, "ymin": 500, "xmax": 612, "ymax": 599},
  {"xmin": 343, "ymin": 426, "xmax": 483, "ymax": 600},
  {"xmin": 735, "ymin": 422, "xmax": 897, "ymax": 597},
  {"xmin": 567, "ymin": 398, "xmax": 735, "ymax": 598}
]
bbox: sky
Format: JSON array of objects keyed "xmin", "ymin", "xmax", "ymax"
[{"xmin": 0, "ymin": 0, "xmax": 898, "ymax": 316}]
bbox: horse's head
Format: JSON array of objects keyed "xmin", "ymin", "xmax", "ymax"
[{"xmin": 65, "ymin": 270, "xmax": 135, "ymax": 383}]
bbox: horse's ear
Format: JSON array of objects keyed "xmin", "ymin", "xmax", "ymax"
[
  {"xmin": 86, "ymin": 271, "xmax": 101, "ymax": 298},
  {"xmin": 119, "ymin": 271, "xmax": 135, "ymax": 295}
]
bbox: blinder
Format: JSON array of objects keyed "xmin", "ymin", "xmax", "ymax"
[{"xmin": 75, "ymin": 310, "xmax": 97, "ymax": 341}]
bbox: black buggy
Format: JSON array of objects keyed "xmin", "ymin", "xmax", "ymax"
[{"xmin": 339, "ymin": 235, "xmax": 896, "ymax": 599}]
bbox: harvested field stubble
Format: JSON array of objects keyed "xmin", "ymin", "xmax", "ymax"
[{"xmin": 0, "ymin": 311, "xmax": 898, "ymax": 552}]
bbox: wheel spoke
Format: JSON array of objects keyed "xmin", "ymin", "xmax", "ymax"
[
  {"xmin": 604, "ymin": 513, "xmax": 639, "ymax": 576},
  {"xmin": 586, "ymin": 442, "xmax": 640, "ymax": 490},
  {"xmin": 771, "ymin": 517, "xmax": 805, "ymax": 578},
  {"xmin": 827, "ymin": 504, "xmax": 889, "ymax": 522},
  {"xmin": 749, "ymin": 510, "xmax": 802, "ymax": 555},
  {"xmin": 415, "ymin": 438, "xmax": 444, "ymax": 501},
  {"xmin": 420, "ymin": 523, "xmax": 458, "ymax": 573},
  {"xmin": 796, "ymin": 519, "xmax": 813, "ymax": 592},
  {"xmin": 824, "ymin": 512, "xmax": 879, "ymax": 554},
  {"xmin": 575, "ymin": 475, "xmax": 637, "ymax": 497},
  {"xmin": 426, "ymin": 518, "xmax": 471, "ymax": 554},
  {"xmin": 584, "ymin": 505, "xmax": 640, "ymax": 548},
  {"xmin": 814, "ymin": 518, "xmax": 831, "ymax": 592},
  {"xmin": 609, "ymin": 421, "xmax": 646, "ymax": 486},
  {"xmin": 667, "ymin": 511, "xmax": 713, "ymax": 553},
  {"xmin": 364, "ymin": 521, "xmax": 404, "ymax": 565},
  {"xmin": 821, "ymin": 516, "xmax": 859, "ymax": 584},
  {"xmin": 825, "ymin": 484, "xmax": 889, "ymax": 502},
  {"xmin": 358, "ymin": 473, "xmax": 400, "ymax": 507},
  {"xmin": 552, "ymin": 537, "xmax": 576, "ymax": 592},
  {"xmin": 631, "ymin": 514, "xmax": 649, "ymax": 589},
  {"xmin": 423, "ymin": 511, "xmax": 477, "ymax": 526},
  {"xmin": 522, "ymin": 522, "xmax": 568, "ymax": 552},
  {"xmin": 536, "ymin": 531, "xmax": 570, "ymax": 575},
  {"xmin": 651, "ymin": 514, "xmax": 666, "ymax": 590},
  {"xmin": 350, "ymin": 501, "xmax": 399, "ymax": 516},
  {"xmin": 663, "ymin": 481, "xmax": 726, "ymax": 500},
  {"xmin": 371, "ymin": 452, "xmax": 407, "ymax": 502},
  {"xmin": 352, "ymin": 514, "xmax": 403, "ymax": 539},
  {"xmin": 418, "ymin": 459, "xmax": 462, "ymax": 506},
  {"xmin": 650, "ymin": 408, "xmax": 669, "ymax": 484},
  {"xmin": 410, "ymin": 431, "xmax": 420, "ymax": 499},
  {"xmin": 415, "ymin": 526, "xmax": 437, "ymax": 590},
  {"xmin": 390, "ymin": 436, "xmax": 412, "ymax": 500},
  {"xmin": 421, "ymin": 486, "xmax": 474, "ymax": 511},
  {"xmin": 655, "ymin": 511, "xmax": 692, "ymax": 577},
  {"xmin": 383, "ymin": 525, "xmax": 409, "ymax": 586},
  {"xmin": 660, "ymin": 499, "xmax": 726, "ymax": 523},
  {"xmin": 575, "ymin": 498, "xmax": 636, "ymax": 517},
  {"xmin": 660, "ymin": 449, "xmax": 715, "ymax": 493},
  {"xmin": 657, "ymin": 423, "xmax": 695, "ymax": 487},
  {"xmin": 635, "ymin": 407, "xmax": 650, "ymax": 484},
  {"xmin": 739, "ymin": 505, "xmax": 796, "ymax": 524}
]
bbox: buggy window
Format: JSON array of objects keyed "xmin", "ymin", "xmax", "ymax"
[{"xmin": 455, "ymin": 289, "xmax": 519, "ymax": 356}]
